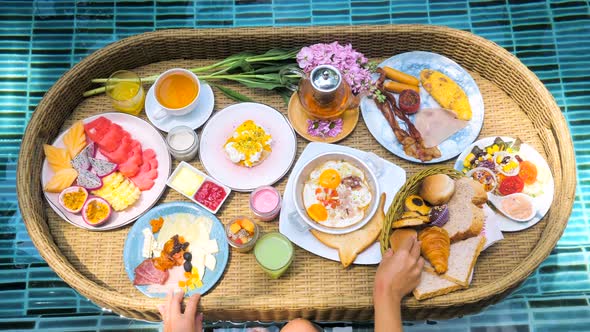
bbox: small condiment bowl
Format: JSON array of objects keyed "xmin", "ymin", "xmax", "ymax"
[
  {"xmin": 225, "ymin": 217, "xmax": 260, "ymax": 253},
  {"xmin": 488, "ymin": 193, "xmax": 536, "ymax": 222}
]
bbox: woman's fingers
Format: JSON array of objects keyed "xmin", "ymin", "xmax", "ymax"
[
  {"xmin": 195, "ymin": 312, "xmax": 204, "ymax": 330},
  {"xmin": 157, "ymin": 303, "xmax": 167, "ymax": 322},
  {"xmin": 184, "ymin": 293, "xmax": 201, "ymax": 318},
  {"xmin": 165, "ymin": 289, "xmax": 175, "ymax": 319},
  {"xmin": 398, "ymin": 236, "xmax": 415, "ymax": 253},
  {"xmin": 170, "ymin": 289, "xmax": 184, "ymax": 316},
  {"xmin": 410, "ymin": 239, "xmax": 421, "ymax": 259}
]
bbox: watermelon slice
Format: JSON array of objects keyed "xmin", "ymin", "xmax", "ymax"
[
  {"xmin": 119, "ymin": 147, "xmax": 143, "ymax": 178},
  {"xmin": 84, "ymin": 117, "xmax": 112, "ymax": 143},
  {"xmin": 100, "ymin": 136, "xmax": 135, "ymax": 164},
  {"xmin": 130, "ymin": 151, "xmax": 158, "ymax": 191},
  {"xmin": 97, "ymin": 123, "xmax": 124, "ymax": 152}
]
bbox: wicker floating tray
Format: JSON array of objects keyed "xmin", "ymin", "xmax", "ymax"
[{"xmin": 17, "ymin": 26, "xmax": 575, "ymax": 322}]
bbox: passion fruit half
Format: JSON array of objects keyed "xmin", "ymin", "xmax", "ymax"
[
  {"xmin": 58, "ymin": 186, "xmax": 88, "ymax": 214},
  {"xmin": 82, "ymin": 196, "xmax": 112, "ymax": 227}
]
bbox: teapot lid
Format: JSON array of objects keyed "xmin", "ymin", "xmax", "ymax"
[{"xmin": 310, "ymin": 65, "xmax": 341, "ymax": 92}]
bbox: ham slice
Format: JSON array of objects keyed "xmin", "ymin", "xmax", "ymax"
[
  {"xmin": 414, "ymin": 108, "xmax": 469, "ymax": 148},
  {"xmin": 133, "ymin": 259, "xmax": 169, "ymax": 285}
]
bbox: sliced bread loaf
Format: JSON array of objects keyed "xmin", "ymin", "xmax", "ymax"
[
  {"xmin": 443, "ymin": 178, "xmax": 485, "ymax": 242},
  {"xmin": 424, "ymin": 235, "xmax": 486, "ymax": 287},
  {"xmin": 413, "ymin": 269, "xmax": 463, "ymax": 300}
]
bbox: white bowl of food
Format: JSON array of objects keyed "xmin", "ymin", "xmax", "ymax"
[{"xmin": 292, "ymin": 152, "xmax": 380, "ymax": 235}]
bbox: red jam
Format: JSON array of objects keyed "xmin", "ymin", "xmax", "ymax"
[{"xmin": 194, "ymin": 181, "xmax": 227, "ymax": 211}]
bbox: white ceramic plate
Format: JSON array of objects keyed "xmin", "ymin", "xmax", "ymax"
[
  {"xmin": 41, "ymin": 113, "xmax": 171, "ymax": 231},
  {"xmin": 454, "ymin": 136, "xmax": 555, "ymax": 232},
  {"xmin": 199, "ymin": 102, "xmax": 297, "ymax": 192},
  {"xmin": 279, "ymin": 142, "xmax": 406, "ymax": 265},
  {"xmin": 361, "ymin": 51, "xmax": 485, "ymax": 163},
  {"xmin": 145, "ymin": 83, "xmax": 215, "ymax": 132}
]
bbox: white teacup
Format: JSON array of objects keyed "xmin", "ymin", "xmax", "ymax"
[{"xmin": 152, "ymin": 68, "xmax": 201, "ymax": 120}]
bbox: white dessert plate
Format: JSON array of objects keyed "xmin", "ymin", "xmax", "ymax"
[
  {"xmin": 199, "ymin": 102, "xmax": 297, "ymax": 192},
  {"xmin": 145, "ymin": 83, "xmax": 214, "ymax": 132},
  {"xmin": 41, "ymin": 112, "xmax": 171, "ymax": 231},
  {"xmin": 454, "ymin": 136, "xmax": 555, "ymax": 232},
  {"xmin": 279, "ymin": 142, "xmax": 406, "ymax": 265}
]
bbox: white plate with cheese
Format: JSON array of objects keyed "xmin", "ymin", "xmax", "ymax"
[{"xmin": 123, "ymin": 202, "xmax": 229, "ymax": 298}]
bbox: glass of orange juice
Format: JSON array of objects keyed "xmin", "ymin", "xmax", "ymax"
[{"xmin": 105, "ymin": 70, "xmax": 145, "ymax": 116}]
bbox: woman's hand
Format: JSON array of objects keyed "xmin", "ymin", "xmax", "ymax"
[
  {"xmin": 374, "ymin": 236, "xmax": 424, "ymax": 303},
  {"xmin": 158, "ymin": 290, "xmax": 203, "ymax": 332}
]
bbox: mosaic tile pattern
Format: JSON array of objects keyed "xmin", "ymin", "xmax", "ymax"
[{"xmin": 0, "ymin": 0, "xmax": 589, "ymax": 331}]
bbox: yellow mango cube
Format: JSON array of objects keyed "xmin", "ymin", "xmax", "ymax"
[{"xmin": 229, "ymin": 222, "xmax": 241, "ymax": 234}]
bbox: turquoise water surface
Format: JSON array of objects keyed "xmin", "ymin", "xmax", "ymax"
[{"xmin": 1, "ymin": 1, "xmax": 589, "ymax": 331}]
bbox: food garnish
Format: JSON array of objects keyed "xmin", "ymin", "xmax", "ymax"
[
  {"xmin": 58, "ymin": 186, "xmax": 88, "ymax": 214},
  {"xmin": 420, "ymin": 69, "xmax": 472, "ymax": 121},
  {"xmin": 398, "ymin": 89, "xmax": 420, "ymax": 114},
  {"xmin": 224, "ymin": 120, "xmax": 272, "ymax": 168}
]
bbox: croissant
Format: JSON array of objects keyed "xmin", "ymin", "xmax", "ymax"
[{"xmin": 419, "ymin": 226, "xmax": 450, "ymax": 274}]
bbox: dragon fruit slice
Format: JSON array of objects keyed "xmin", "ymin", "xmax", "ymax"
[
  {"xmin": 77, "ymin": 169, "xmax": 103, "ymax": 190},
  {"xmin": 70, "ymin": 150, "xmax": 90, "ymax": 171},
  {"xmin": 81, "ymin": 141, "xmax": 96, "ymax": 158},
  {"xmin": 89, "ymin": 157, "xmax": 118, "ymax": 177}
]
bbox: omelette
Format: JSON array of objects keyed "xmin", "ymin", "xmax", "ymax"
[{"xmin": 420, "ymin": 69, "xmax": 472, "ymax": 121}]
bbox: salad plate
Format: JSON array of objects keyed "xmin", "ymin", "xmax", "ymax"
[
  {"xmin": 41, "ymin": 113, "xmax": 171, "ymax": 231},
  {"xmin": 360, "ymin": 51, "xmax": 484, "ymax": 163},
  {"xmin": 454, "ymin": 136, "xmax": 554, "ymax": 232},
  {"xmin": 123, "ymin": 202, "xmax": 229, "ymax": 298},
  {"xmin": 199, "ymin": 102, "xmax": 297, "ymax": 192}
]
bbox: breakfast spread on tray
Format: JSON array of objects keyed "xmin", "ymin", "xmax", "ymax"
[{"xmin": 37, "ymin": 41, "xmax": 554, "ymax": 305}]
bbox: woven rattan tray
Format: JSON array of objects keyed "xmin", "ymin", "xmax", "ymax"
[{"xmin": 17, "ymin": 26, "xmax": 575, "ymax": 322}]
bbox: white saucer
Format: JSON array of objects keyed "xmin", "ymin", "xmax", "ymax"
[{"xmin": 145, "ymin": 83, "xmax": 215, "ymax": 132}]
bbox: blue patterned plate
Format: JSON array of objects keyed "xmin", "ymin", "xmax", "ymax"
[
  {"xmin": 123, "ymin": 202, "xmax": 229, "ymax": 298},
  {"xmin": 360, "ymin": 51, "xmax": 485, "ymax": 163}
]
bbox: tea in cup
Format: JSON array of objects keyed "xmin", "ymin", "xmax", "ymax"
[{"xmin": 153, "ymin": 68, "xmax": 200, "ymax": 120}]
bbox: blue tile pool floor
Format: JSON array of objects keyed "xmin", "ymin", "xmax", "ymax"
[{"xmin": 1, "ymin": 0, "xmax": 589, "ymax": 331}]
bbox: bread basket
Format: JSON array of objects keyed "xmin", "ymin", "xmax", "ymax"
[{"xmin": 381, "ymin": 166, "xmax": 464, "ymax": 251}]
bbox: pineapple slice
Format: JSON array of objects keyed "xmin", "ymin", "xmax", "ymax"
[{"xmin": 91, "ymin": 172, "xmax": 140, "ymax": 211}]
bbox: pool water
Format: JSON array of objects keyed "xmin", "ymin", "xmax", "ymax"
[{"xmin": 1, "ymin": 1, "xmax": 589, "ymax": 331}]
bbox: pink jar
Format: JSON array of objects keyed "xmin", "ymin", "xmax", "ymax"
[{"xmin": 249, "ymin": 186, "xmax": 282, "ymax": 221}]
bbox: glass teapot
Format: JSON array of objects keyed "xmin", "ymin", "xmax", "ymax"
[{"xmin": 282, "ymin": 65, "xmax": 354, "ymax": 120}]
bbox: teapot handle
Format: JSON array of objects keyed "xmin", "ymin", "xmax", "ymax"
[{"xmin": 279, "ymin": 66, "xmax": 306, "ymax": 92}]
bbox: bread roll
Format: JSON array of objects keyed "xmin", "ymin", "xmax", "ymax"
[
  {"xmin": 389, "ymin": 229, "xmax": 417, "ymax": 252},
  {"xmin": 419, "ymin": 174, "xmax": 455, "ymax": 205}
]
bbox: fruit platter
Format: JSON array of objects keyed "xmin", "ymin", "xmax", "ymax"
[
  {"xmin": 41, "ymin": 113, "xmax": 171, "ymax": 230},
  {"xmin": 18, "ymin": 27, "xmax": 574, "ymax": 322}
]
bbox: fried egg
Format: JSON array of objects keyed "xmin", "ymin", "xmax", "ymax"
[{"xmin": 303, "ymin": 161, "xmax": 372, "ymax": 228}]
